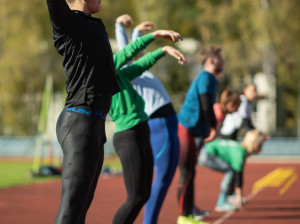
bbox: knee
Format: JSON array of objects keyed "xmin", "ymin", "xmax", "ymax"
[
  {"xmin": 220, "ymin": 175, "xmax": 234, "ymax": 192},
  {"xmin": 127, "ymin": 195, "xmax": 148, "ymax": 209},
  {"xmin": 128, "ymin": 187, "xmax": 151, "ymax": 207},
  {"xmin": 158, "ymin": 168, "xmax": 176, "ymax": 186},
  {"xmin": 220, "ymin": 183, "xmax": 229, "ymax": 193},
  {"xmin": 181, "ymin": 167, "xmax": 195, "ymax": 179}
]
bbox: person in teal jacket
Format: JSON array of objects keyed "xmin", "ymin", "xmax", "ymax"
[
  {"xmin": 198, "ymin": 130, "xmax": 268, "ymax": 212},
  {"xmin": 109, "ymin": 30, "xmax": 186, "ymax": 224}
]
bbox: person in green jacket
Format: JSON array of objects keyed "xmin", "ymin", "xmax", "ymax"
[
  {"xmin": 110, "ymin": 30, "xmax": 186, "ymax": 224},
  {"xmin": 198, "ymin": 130, "xmax": 268, "ymax": 212}
]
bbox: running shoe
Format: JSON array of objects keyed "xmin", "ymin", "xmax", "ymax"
[
  {"xmin": 177, "ymin": 215, "xmax": 210, "ymax": 224},
  {"xmin": 193, "ymin": 206, "xmax": 210, "ymax": 221},
  {"xmin": 215, "ymin": 202, "xmax": 238, "ymax": 212}
]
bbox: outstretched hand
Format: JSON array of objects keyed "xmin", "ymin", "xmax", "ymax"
[
  {"xmin": 203, "ymin": 127, "xmax": 217, "ymax": 143},
  {"xmin": 116, "ymin": 14, "xmax": 134, "ymax": 26},
  {"xmin": 152, "ymin": 30, "xmax": 183, "ymax": 42},
  {"xmin": 161, "ymin": 46, "xmax": 186, "ymax": 65},
  {"xmin": 135, "ymin": 21, "xmax": 154, "ymax": 32}
]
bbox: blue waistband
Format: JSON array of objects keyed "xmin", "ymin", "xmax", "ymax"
[{"xmin": 65, "ymin": 107, "xmax": 107, "ymax": 120}]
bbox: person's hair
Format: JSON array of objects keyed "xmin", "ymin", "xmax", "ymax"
[
  {"xmin": 241, "ymin": 130, "xmax": 265, "ymax": 155},
  {"xmin": 242, "ymin": 83, "xmax": 256, "ymax": 92},
  {"xmin": 220, "ymin": 87, "xmax": 241, "ymax": 113},
  {"xmin": 199, "ymin": 45, "xmax": 222, "ymax": 65}
]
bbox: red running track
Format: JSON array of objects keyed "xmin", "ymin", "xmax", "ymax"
[{"xmin": 0, "ymin": 160, "xmax": 299, "ymax": 224}]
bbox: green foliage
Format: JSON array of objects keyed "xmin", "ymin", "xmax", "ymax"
[
  {"xmin": 0, "ymin": 0, "xmax": 64, "ymax": 135},
  {"xmin": 0, "ymin": 0, "xmax": 299, "ymax": 135}
]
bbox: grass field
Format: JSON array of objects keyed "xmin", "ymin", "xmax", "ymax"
[
  {"xmin": 0, "ymin": 160, "xmax": 59, "ymax": 189},
  {"xmin": 0, "ymin": 157, "xmax": 122, "ymax": 189}
]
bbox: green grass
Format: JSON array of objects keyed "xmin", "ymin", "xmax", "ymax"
[
  {"xmin": 0, "ymin": 160, "xmax": 59, "ymax": 189},
  {"xmin": 103, "ymin": 157, "xmax": 123, "ymax": 172},
  {"xmin": 0, "ymin": 157, "xmax": 122, "ymax": 189}
]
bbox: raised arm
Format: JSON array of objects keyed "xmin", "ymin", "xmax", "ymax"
[
  {"xmin": 119, "ymin": 46, "xmax": 186, "ymax": 81},
  {"xmin": 161, "ymin": 46, "xmax": 186, "ymax": 65},
  {"xmin": 114, "ymin": 15, "xmax": 155, "ymax": 68},
  {"xmin": 113, "ymin": 29, "xmax": 183, "ymax": 72},
  {"xmin": 115, "ymin": 14, "xmax": 133, "ymax": 50},
  {"xmin": 132, "ymin": 21, "xmax": 155, "ymax": 41},
  {"xmin": 46, "ymin": 0, "xmax": 71, "ymax": 29},
  {"xmin": 113, "ymin": 33, "xmax": 155, "ymax": 72},
  {"xmin": 152, "ymin": 30, "xmax": 183, "ymax": 42},
  {"xmin": 117, "ymin": 49, "xmax": 164, "ymax": 81},
  {"xmin": 132, "ymin": 21, "xmax": 155, "ymax": 57}
]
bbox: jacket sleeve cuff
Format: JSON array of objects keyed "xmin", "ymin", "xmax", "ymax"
[
  {"xmin": 150, "ymin": 48, "xmax": 165, "ymax": 60},
  {"xmin": 140, "ymin": 33, "xmax": 155, "ymax": 46}
]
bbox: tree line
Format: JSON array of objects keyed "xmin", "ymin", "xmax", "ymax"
[{"xmin": 0, "ymin": 0, "xmax": 299, "ymax": 135}]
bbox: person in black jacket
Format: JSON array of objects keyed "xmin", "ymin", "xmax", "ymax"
[{"xmin": 45, "ymin": 0, "xmax": 120, "ymax": 224}]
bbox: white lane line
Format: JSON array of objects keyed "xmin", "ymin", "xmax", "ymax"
[{"xmin": 213, "ymin": 211, "xmax": 235, "ymax": 224}]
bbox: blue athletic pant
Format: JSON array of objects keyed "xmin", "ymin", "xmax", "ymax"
[{"xmin": 143, "ymin": 115, "xmax": 180, "ymax": 224}]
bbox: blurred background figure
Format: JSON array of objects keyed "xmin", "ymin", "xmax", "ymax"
[
  {"xmin": 199, "ymin": 130, "xmax": 268, "ymax": 211},
  {"xmin": 213, "ymin": 87, "xmax": 241, "ymax": 129},
  {"xmin": 219, "ymin": 83, "xmax": 257, "ymax": 140},
  {"xmin": 177, "ymin": 45, "xmax": 224, "ymax": 224}
]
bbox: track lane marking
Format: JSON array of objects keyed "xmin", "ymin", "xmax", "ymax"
[
  {"xmin": 252, "ymin": 167, "xmax": 297, "ymax": 195},
  {"xmin": 279, "ymin": 172, "xmax": 297, "ymax": 195},
  {"xmin": 212, "ymin": 167, "xmax": 298, "ymax": 224},
  {"xmin": 212, "ymin": 190, "xmax": 261, "ymax": 224}
]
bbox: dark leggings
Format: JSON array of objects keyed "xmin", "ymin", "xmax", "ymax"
[
  {"xmin": 113, "ymin": 121, "xmax": 154, "ymax": 224},
  {"xmin": 54, "ymin": 109, "xmax": 107, "ymax": 224}
]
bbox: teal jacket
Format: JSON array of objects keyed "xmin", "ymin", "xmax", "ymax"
[{"xmin": 109, "ymin": 33, "xmax": 165, "ymax": 133}]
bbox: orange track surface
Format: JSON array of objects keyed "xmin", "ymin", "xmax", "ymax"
[{"xmin": 0, "ymin": 161, "xmax": 299, "ymax": 224}]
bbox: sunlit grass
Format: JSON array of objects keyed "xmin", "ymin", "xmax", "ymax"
[
  {"xmin": 0, "ymin": 160, "xmax": 58, "ymax": 189},
  {"xmin": 0, "ymin": 157, "xmax": 122, "ymax": 189}
]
